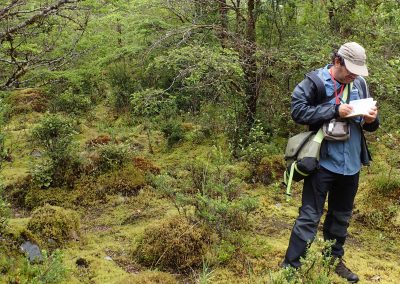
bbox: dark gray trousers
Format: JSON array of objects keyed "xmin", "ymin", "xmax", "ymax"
[{"xmin": 284, "ymin": 167, "xmax": 359, "ymax": 267}]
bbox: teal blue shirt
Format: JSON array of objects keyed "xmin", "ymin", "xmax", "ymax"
[{"xmin": 318, "ymin": 65, "xmax": 362, "ymax": 175}]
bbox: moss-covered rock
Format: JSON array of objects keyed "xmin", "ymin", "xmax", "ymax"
[{"xmin": 27, "ymin": 204, "xmax": 80, "ymax": 248}]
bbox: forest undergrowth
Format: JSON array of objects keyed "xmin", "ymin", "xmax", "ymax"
[{"xmin": 0, "ymin": 96, "xmax": 399, "ymax": 284}]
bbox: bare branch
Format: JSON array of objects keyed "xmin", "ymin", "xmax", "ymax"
[{"xmin": 0, "ymin": 0, "xmax": 83, "ymax": 42}]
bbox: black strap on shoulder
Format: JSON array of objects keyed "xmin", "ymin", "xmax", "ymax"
[{"xmin": 305, "ymin": 70, "xmax": 326, "ymax": 102}]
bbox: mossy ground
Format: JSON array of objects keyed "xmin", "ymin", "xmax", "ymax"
[{"xmin": 1, "ymin": 98, "xmax": 400, "ymax": 283}]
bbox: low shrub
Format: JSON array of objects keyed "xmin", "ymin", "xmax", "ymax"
[
  {"xmin": 27, "ymin": 204, "xmax": 80, "ymax": 249},
  {"xmin": 161, "ymin": 120, "xmax": 185, "ymax": 147},
  {"xmin": 135, "ymin": 217, "xmax": 211, "ymax": 271},
  {"xmin": 31, "ymin": 113, "xmax": 80, "ymax": 187},
  {"xmin": 97, "ymin": 143, "xmax": 131, "ymax": 172},
  {"xmin": 31, "ymin": 114, "xmax": 76, "ymax": 159},
  {"xmin": 269, "ymin": 239, "xmax": 337, "ymax": 284},
  {"xmin": 151, "ymin": 157, "xmax": 258, "ymax": 237},
  {"xmin": 49, "ymin": 88, "xmax": 91, "ymax": 116}
]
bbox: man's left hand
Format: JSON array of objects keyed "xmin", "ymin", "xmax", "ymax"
[{"xmin": 364, "ymin": 106, "xmax": 378, "ymax": 124}]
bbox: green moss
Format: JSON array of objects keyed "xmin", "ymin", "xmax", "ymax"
[
  {"xmin": 116, "ymin": 271, "xmax": 178, "ymax": 284},
  {"xmin": 24, "ymin": 187, "xmax": 79, "ymax": 210},
  {"xmin": 27, "ymin": 204, "xmax": 80, "ymax": 249},
  {"xmin": 97, "ymin": 164, "xmax": 146, "ymax": 196}
]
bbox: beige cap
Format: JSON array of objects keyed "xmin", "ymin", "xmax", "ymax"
[{"xmin": 338, "ymin": 42, "xmax": 368, "ymax": 76}]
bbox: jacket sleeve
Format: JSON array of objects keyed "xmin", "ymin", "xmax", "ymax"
[
  {"xmin": 362, "ymin": 116, "xmax": 379, "ymax": 132},
  {"xmin": 291, "ymin": 78, "xmax": 336, "ymax": 125}
]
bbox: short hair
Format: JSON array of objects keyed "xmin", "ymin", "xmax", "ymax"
[{"xmin": 331, "ymin": 51, "xmax": 345, "ymax": 66}]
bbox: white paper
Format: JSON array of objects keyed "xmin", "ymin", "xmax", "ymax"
[{"xmin": 345, "ymin": 98, "xmax": 377, "ymax": 118}]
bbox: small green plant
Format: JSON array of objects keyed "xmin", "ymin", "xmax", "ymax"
[
  {"xmin": 31, "ymin": 159, "xmax": 54, "ymax": 188},
  {"xmin": 196, "ymin": 259, "xmax": 215, "ymax": 284},
  {"xmin": 270, "ymin": 239, "xmax": 337, "ymax": 284},
  {"xmin": 0, "ymin": 249, "xmax": 67, "ymax": 284}
]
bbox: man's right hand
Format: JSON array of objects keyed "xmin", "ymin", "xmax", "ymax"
[{"xmin": 339, "ymin": 104, "xmax": 354, "ymax": 118}]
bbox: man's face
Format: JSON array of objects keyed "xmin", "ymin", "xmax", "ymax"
[{"xmin": 334, "ymin": 58, "xmax": 358, "ymax": 84}]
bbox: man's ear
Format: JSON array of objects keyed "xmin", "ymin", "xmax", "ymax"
[{"xmin": 334, "ymin": 57, "xmax": 341, "ymax": 66}]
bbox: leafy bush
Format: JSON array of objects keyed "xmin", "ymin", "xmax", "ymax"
[
  {"xmin": 27, "ymin": 204, "xmax": 80, "ymax": 249},
  {"xmin": 148, "ymin": 46, "xmax": 244, "ymax": 113},
  {"xmin": 161, "ymin": 120, "xmax": 185, "ymax": 147},
  {"xmin": 108, "ymin": 61, "xmax": 139, "ymax": 110},
  {"xmin": 31, "ymin": 113, "xmax": 76, "ymax": 164},
  {"xmin": 135, "ymin": 217, "xmax": 210, "ymax": 271},
  {"xmin": 49, "ymin": 88, "xmax": 91, "ymax": 116},
  {"xmin": 131, "ymin": 88, "xmax": 177, "ymax": 120},
  {"xmin": 97, "ymin": 143, "xmax": 131, "ymax": 172},
  {"xmin": 31, "ymin": 159, "xmax": 54, "ymax": 188}
]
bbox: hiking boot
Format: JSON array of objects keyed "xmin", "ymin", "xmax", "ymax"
[{"xmin": 334, "ymin": 258, "xmax": 359, "ymax": 283}]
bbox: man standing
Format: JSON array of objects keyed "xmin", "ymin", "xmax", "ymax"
[{"xmin": 282, "ymin": 42, "xmax": 379, "ymax": 283}]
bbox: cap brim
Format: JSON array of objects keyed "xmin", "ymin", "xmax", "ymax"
[{"xmin": 343, "ymin": 58, "xmax": 368, "ymax": 76}]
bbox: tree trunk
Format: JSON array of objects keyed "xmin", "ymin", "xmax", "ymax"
[
  {"xmin": 242, "ymin": 0, "xmax": 259, "ymax": 132},
  {"xmin": 218, "ymin": 0, "xmax": 228, "ymax": 47}
]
